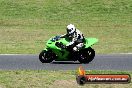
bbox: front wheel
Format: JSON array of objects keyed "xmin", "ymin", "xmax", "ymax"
[
  {"xmin": 78, "ymin": 47, "xmax": 95, "ymax": 63},
  {"xmin": 39, "ymin": 50, "xmax": 55, "ymax": 63}
]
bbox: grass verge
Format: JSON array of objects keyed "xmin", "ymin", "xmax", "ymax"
[
  {"xmin": 0, "ymin": 0, "xmax": 132, "ymax": 54},
  {"xmin": 0, "ymin": 70, "xmax": 131, "ymax": 88}
]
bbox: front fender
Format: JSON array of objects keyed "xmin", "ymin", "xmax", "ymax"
[{"xmin": 84, "ymin": 38, "xmax": 98, "ymax": 48}]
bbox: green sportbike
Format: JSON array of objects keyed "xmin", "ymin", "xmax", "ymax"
[{"xmin": 39, "ymin": 35, "xmax": 98, "ymax": 63}]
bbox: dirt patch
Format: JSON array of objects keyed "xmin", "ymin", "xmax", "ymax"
[
  {"xmin": 0, "ymin": 85, "xmax": 5, "ymax": 88},
  {"xmin": 49, "ymin": 80, "xmax": 81, "ymax": 88}
]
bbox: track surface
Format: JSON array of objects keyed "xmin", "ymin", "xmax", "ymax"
[{"xmin": 0, "ymin": 54, "xmax": 132, "ymax": 70}]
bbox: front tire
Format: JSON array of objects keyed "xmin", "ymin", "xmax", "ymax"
[
  {"xmin": 78, "ymin": 47, "xmax": 95, "ymax": 63},
  {"xmin": 39, "ymin": 50, "xmax": 55, "ymax": 63}
]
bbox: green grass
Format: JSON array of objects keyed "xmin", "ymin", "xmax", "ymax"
[
  {"xmin": 0, "ymin": 1, "xmax": 131, "ymax": 88},
  {"xmin": 0, "ymin": 70, "xmax": 131, "ymax": 88},
  {"xmin": 0, "ymin": 0, "xmax": 132, "ymax": 54}
]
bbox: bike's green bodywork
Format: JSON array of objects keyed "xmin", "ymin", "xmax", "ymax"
[{"xmin": 43, "ymin": 36, "xmax": 98, "ymax": 61}]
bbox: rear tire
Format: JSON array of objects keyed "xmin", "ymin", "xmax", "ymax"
[
  {"xmin": 78, "ymin": 47, "xmax": 95, "ymax": 63},
  {"xmin": 39, "ymin": 50, "xmax": 55, "ymax": 63}
]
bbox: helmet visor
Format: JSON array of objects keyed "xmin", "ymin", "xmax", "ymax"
[
  {"xmin": 67, "ymin": 28, "xmax": 73, "ymax": 34},
  {"xmin": 67, "ymin": 28, "xmax": 70, "ymax": 33}
]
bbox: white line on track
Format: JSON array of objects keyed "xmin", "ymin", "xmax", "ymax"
[
  {"xmin": 0, "ymin": 53, "xmax": 132, "ymax": 55},
  {"xmin": 0, "ymin": 54, "xmax": 37, "ymax": 55}
]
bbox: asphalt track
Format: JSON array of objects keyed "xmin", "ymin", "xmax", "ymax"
[{"xmin": 0, "ymin": 54, "xmax": 132, "ymax": 70}]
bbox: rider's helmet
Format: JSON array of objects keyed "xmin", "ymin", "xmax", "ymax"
[{"xmin": 66, "ymin": 24, "xmax": 76, "ymax": 35}]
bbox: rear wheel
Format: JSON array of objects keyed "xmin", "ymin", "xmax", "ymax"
[
  {"xmin": 39, "ymin": 50, "xmax": 55, "ymax": 63},
  {"xmin": 78, "ymin": 47, "xmax": 95, "ymax": 63}
]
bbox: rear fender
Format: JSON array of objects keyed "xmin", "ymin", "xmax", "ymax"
[{"xmin": 84, "ymin": 38, "xmax": 98, "ymax": 48}]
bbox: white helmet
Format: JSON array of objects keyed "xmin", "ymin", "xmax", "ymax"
[{"xmin": 66, "ymin": 24, "xmax": 76, "ymax": 35}]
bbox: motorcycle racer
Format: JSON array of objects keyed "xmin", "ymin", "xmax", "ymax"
[
  {"xmin": 39, "ymin": 24, "xmax": 98, "ymax": 63},
  {"xmin": 60, "ymin": 24, "xmax": 85, "ymax": 51}
]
